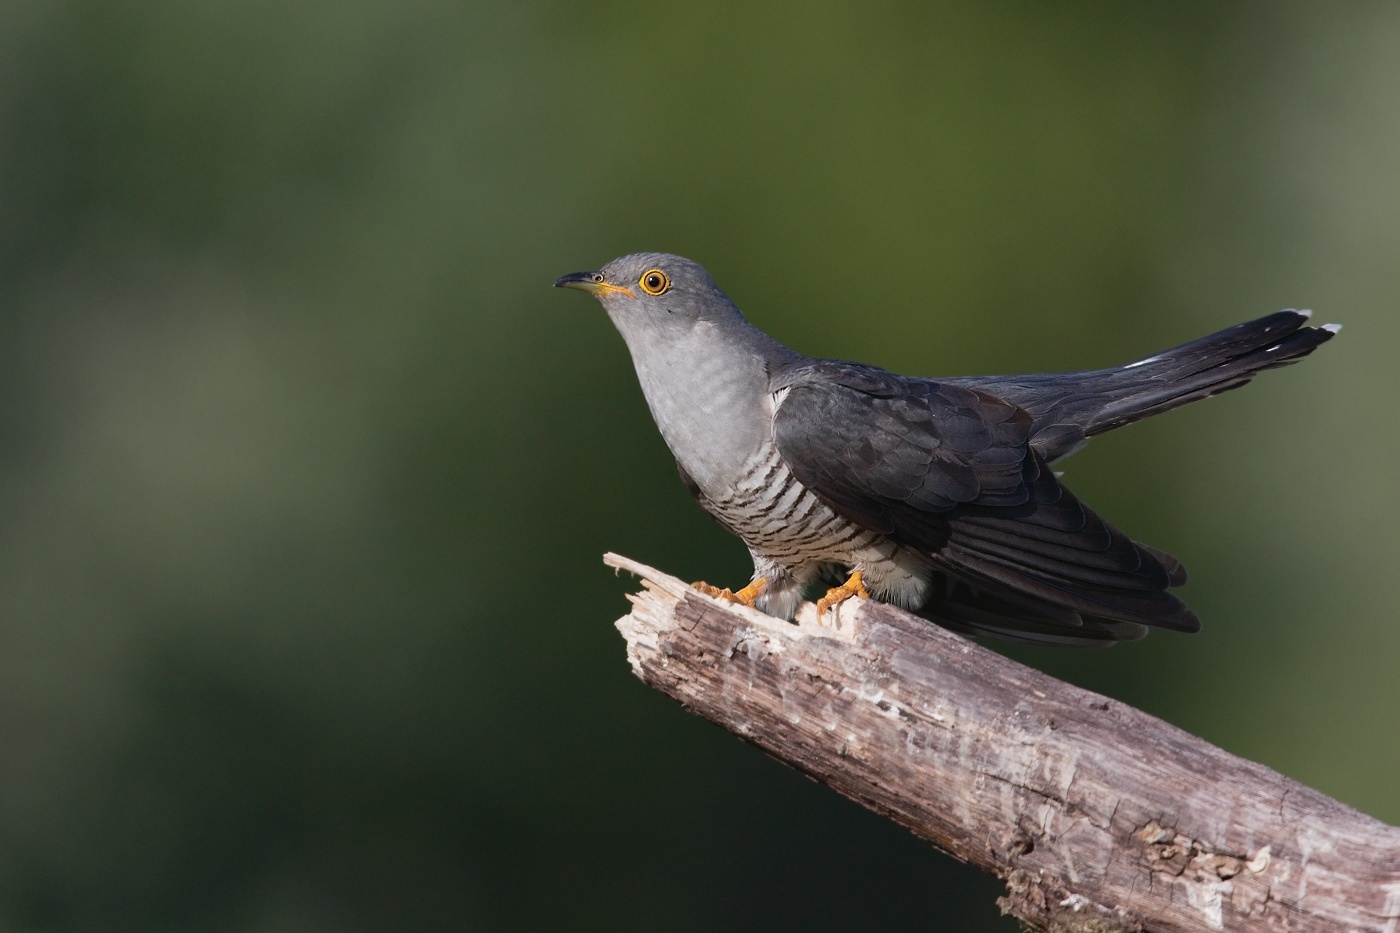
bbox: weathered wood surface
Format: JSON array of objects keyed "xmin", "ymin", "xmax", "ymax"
[{"xmin": 606, "ymin": 553, "xmax": 1400, "ymax": 933}]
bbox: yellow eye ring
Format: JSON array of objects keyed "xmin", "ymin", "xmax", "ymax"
[{"xmin": 639, "ymin": 268, "xmax": 670, "ymax": 296}]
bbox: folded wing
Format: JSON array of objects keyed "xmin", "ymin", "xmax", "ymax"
[{"xmin": 771, "ymin": 360, "xmax": 1198, "ymax": 644}]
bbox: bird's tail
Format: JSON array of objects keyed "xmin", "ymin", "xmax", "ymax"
[
  {"xmin": 956, "ymin": 310, "xmax": 1339, "ymax": 461},
  {"xmin": 1076, "ymin": 310, "xmax": 1339, "ymax": 436}
]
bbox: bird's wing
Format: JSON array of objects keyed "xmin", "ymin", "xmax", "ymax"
[
  {"xmin": 769, "ymin": 360, "xmax": 1032, "ymax": 537},
  {"xmin": 770, "ymin": 360, "xmax": 1197, "ymax": 635}
]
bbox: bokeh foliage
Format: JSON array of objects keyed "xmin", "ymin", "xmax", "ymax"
[{"xmin": 0, "ymin": 3, "xmax": 1397, "ymax": 931}]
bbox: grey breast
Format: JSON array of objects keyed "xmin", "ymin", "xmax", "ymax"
[{"xmin": 703, "ymin": 417, "xmax": 884, "ymax": 569}]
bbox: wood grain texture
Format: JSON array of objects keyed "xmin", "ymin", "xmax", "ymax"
[{"xmin": 606, "ymin": 553, "xmax": 1400, "ymax": 933}]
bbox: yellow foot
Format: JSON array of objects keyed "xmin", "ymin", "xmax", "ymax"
[
  {"xmin": 816, "ymin": 570, "xmax": 869, "ymax": 620},
  {"xmin": 691, "ymin": 577, "xmax": 768, "ymax": 608}
]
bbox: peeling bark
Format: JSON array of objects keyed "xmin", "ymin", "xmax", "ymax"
[{"xmin": 606, "ymin": 553, "xmax": 1400, "ymax": 933}]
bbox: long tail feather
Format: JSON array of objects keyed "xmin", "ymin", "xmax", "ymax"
[{"xmin": 953, "ymin": 310, "xmax": 1339, "ymax": 461}]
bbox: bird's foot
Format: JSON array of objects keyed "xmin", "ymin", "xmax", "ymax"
[
  {"xmin": 691, "ymin": 577, "xmax": 768, "ymax": 608},
  {"xmin": 816, "ymin": 570, "xmax": 869, "ymax": 623}
]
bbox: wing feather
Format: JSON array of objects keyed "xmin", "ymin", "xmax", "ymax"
[{"xmin": 770, "ymin": 359, "xmax": 1198, "ymax": 639}]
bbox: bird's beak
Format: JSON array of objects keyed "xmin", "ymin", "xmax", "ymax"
[{"xmin": 553, "ymin": 270, "xmax": 635, "ymax": 299}]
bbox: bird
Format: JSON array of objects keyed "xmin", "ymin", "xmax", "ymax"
[{"xmin": 556, "ymin": 253, "xmax": 1339, "ymax": 646}]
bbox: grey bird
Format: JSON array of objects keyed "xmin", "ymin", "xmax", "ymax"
[{"xmin": 556, "ymin": 253, "xmax": 1339, "ymax": 646}]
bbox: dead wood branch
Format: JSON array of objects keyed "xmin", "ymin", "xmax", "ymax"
[{"xmin": 606, "ymin": 553, "xmax": 1400, "ymax": 933}]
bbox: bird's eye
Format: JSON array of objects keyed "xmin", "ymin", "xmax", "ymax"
[
  {"xmin": 639, "ymin": 269, "xmax": 670, "ymax": 296},
  {"xmin": 591, "ymin": 272, "xmax": 605, "ymax": 284}
]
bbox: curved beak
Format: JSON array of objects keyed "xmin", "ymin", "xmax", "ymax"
[{"xmin": 553, "ymin": 270, "xmax": 635, "ymax": 299}]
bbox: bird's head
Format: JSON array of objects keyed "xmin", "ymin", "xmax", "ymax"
[{"xmin": 554, "ymin": 253, "xmax": 743, "ymax": 342}]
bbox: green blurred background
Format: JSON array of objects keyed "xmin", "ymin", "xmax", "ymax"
[{"xmin": 0, "ymin": 2, "xmax": 1396, "ymax": 931}]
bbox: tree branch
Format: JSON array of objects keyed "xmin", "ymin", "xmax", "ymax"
[{"xmin": 606, "ymin": 553, "xmax": 1400, "ymax": 933}]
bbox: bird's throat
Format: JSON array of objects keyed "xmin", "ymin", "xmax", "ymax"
[{"xmin": 621, "ymin": 323, "xmax": 775, "ymax": 501}]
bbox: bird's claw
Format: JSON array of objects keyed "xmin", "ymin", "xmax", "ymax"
[
  {"xmin": 816, "ymin": 570, "xmax": 869, "ymax": 624},
  {"xmin": 691, "ymin": 577, "xmax": 768, "ymax": 608}
]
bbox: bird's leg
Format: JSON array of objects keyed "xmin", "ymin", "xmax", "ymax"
[
  {"xmin": 691, "ymin": 577, "xmax": 768, "ymax": 608},
  {"xmin": 816, "ymin": 570, "xmax": 869, "ymax": 619}
]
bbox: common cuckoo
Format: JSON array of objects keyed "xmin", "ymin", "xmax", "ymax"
[{"xmin": 556, "ymin": 253, "xmax": 1338, "ymax": 646}]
